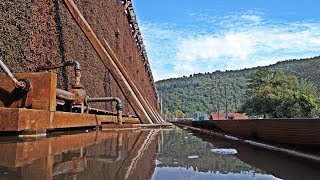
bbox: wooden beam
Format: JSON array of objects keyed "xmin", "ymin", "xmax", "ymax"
[
  {"xmin": 102, "ymin": 39, "xmax": 164, "ymax": 123},
  {"xmin": 63, "ymin": 0, "xmax": 153, "ymax": 124},
  {"xmin": 0, "ymin": 108, "xmax": 141, "ymax": 132}
]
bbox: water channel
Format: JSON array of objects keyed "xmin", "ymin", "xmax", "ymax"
[{"xmin": 0, "ymin": 126, "xmax": 318, "ymax": 179}]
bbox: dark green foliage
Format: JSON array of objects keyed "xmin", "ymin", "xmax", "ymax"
[
  {"xmin": 156, "ymin": 56, "xmax": 320, "ymax": 118},
  {"xmin": 240, "ymin": 69, "xmax": 319, "ymax": 118}
]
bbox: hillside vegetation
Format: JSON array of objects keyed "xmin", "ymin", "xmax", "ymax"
[
  {"xmin": 156, "ymin": 56, "xmax": 320, "ymax": 118},
  {"xmin": 240, "ymin": 69, "xmax": 319, "ymax": 118}
]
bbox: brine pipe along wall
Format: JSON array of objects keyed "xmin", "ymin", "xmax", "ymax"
[{"xmin": 0, "ymin": 0, "xmax": 159, "ymax": 116}]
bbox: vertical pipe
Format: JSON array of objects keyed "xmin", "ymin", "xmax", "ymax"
[
  {"xmin": 225, "ymin": 84, "xmax": 227, "ymax": 119},
  {"xmin": 117, "ymin": 132, "xmax": 123, "ymax": 147},
  {"xmin": 117, "ymin": 110, "xmax": 123, "ymax": 125}
]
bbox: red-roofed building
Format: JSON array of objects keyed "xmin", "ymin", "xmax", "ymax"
[{"xmin": 209, "ymin": 113, "xmax": 248, "ymax": 120}]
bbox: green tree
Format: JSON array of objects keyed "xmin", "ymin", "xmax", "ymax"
[
  {"xmin": 240, "ymin": 69, "xmax": 319, "ymax": 118},
  {"xmin": 174, "ymin": 110, "xmax": 186, "ymax": 118},
  {"xmin": 156, "ymin": 56, "xmax": 320, "ymax": 118}
]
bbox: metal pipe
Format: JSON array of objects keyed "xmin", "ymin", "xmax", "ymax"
[
  {"xmin": 0, "ymin": 58, "xmax": 19, "ymax": 85},
  {"xmin": 56, "ymin": 88, "xmax": 76, "ymax": 102},
  {"xmin": 37, "ymin": 60, "xmax": 81, "ymax": 71},
  {"xmin": 37, "ymin": 60, "xmax": 82, "ymax": 88},
  {"xmin": 56, "ymin": 99, "xmax": 66, "ymax": 106},
  {"xmin": 86, "ymin": 97, "xmax": 123, "ymax": 125},
  {"xmin": 86, "ymin": 97, "xmax": 122, "ymax": 109},
  {"xmin": 0, "ymin": 58, "xmax": 30, "ymax": 92}
]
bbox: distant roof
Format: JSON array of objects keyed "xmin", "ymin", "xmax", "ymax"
[{"xmin": 209, "ymin": 113, "xmax": 248, "ymax": 120}]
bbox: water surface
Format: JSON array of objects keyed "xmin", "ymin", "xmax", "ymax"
[
  {"xmin": 0, "ymin": 126, "xmax": 318, "ymax": 179},
  {"xmin": 152, "ymin": 127, "xmax": 280, "ymax": 180}
]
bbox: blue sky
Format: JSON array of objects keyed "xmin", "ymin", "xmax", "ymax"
[{"xmin": 133, "ymin": 0, "xmax": 320, "ymax": 81}]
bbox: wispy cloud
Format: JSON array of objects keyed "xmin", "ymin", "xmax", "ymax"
[{"xmin": 140, "ymin": 10, "xmax": 320, "ymax": 81}]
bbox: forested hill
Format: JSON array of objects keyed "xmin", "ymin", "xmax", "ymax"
[{"xmin": 155, "ymin": 56, "xmax": 320, "ymax": 117}]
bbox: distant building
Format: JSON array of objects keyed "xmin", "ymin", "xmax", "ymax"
[
  {"xmin": 209, "ymin": 113, "xmax": 248, "ymax": 120},
  {"xmin": 193, "ymin": 111, "xmax": 209, "ymax": 121}
]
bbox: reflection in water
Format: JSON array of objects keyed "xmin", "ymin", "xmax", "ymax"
[
  {"xmin": 153, "ymin": 167, "xmax": 277, "ymax": 180},
  {"xmin": 0, "ymin": 129, "xmax": 161, "ymax": 180},
  {"xmin": 0, "ymin": 126, "xmax": 319, "ymax": 179},
  {"xmin": 152, "ymin": 126, "xmax": 320, "ymax": 180},
  {"xmin": 152, "ymin": 127, "xmax": 278, "ymax": 180},
  {"xmin": 190, "ymin": 128, "xmax": 320, "ymax": 180}
]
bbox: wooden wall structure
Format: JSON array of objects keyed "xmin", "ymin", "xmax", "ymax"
[{"xmin": 0, "ymin": 0, "xmax": 159, "ymax": 117}]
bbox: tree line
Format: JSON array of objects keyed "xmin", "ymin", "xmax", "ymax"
[{"xmin": 156, "ymin": 56, "xmax": 320, "ymax": 118}]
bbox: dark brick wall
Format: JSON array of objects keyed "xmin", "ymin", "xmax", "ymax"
[{"xmin": 0, "ymin": 0, "xmax": 158, "ymax": 116}]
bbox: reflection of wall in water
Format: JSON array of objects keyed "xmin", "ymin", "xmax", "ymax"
[{"xmin": 0, "ymin": 130, "xmax": 160, "ymax": 179}]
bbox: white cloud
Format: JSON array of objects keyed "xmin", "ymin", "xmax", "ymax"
[
  {"xmin": 241, "ymin": 14, "xmax": 262, "ymax": 23},
  {"xmin": 177, "ymin": 24, "xmax": 320, "ymax": 62},
  {"xmin": 176, "ymin": 33, "xmax": 253, "ymax": 61},
  {"xmin": 140, "ymin": 11, "xmax": 320, "ymax": 81}
]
